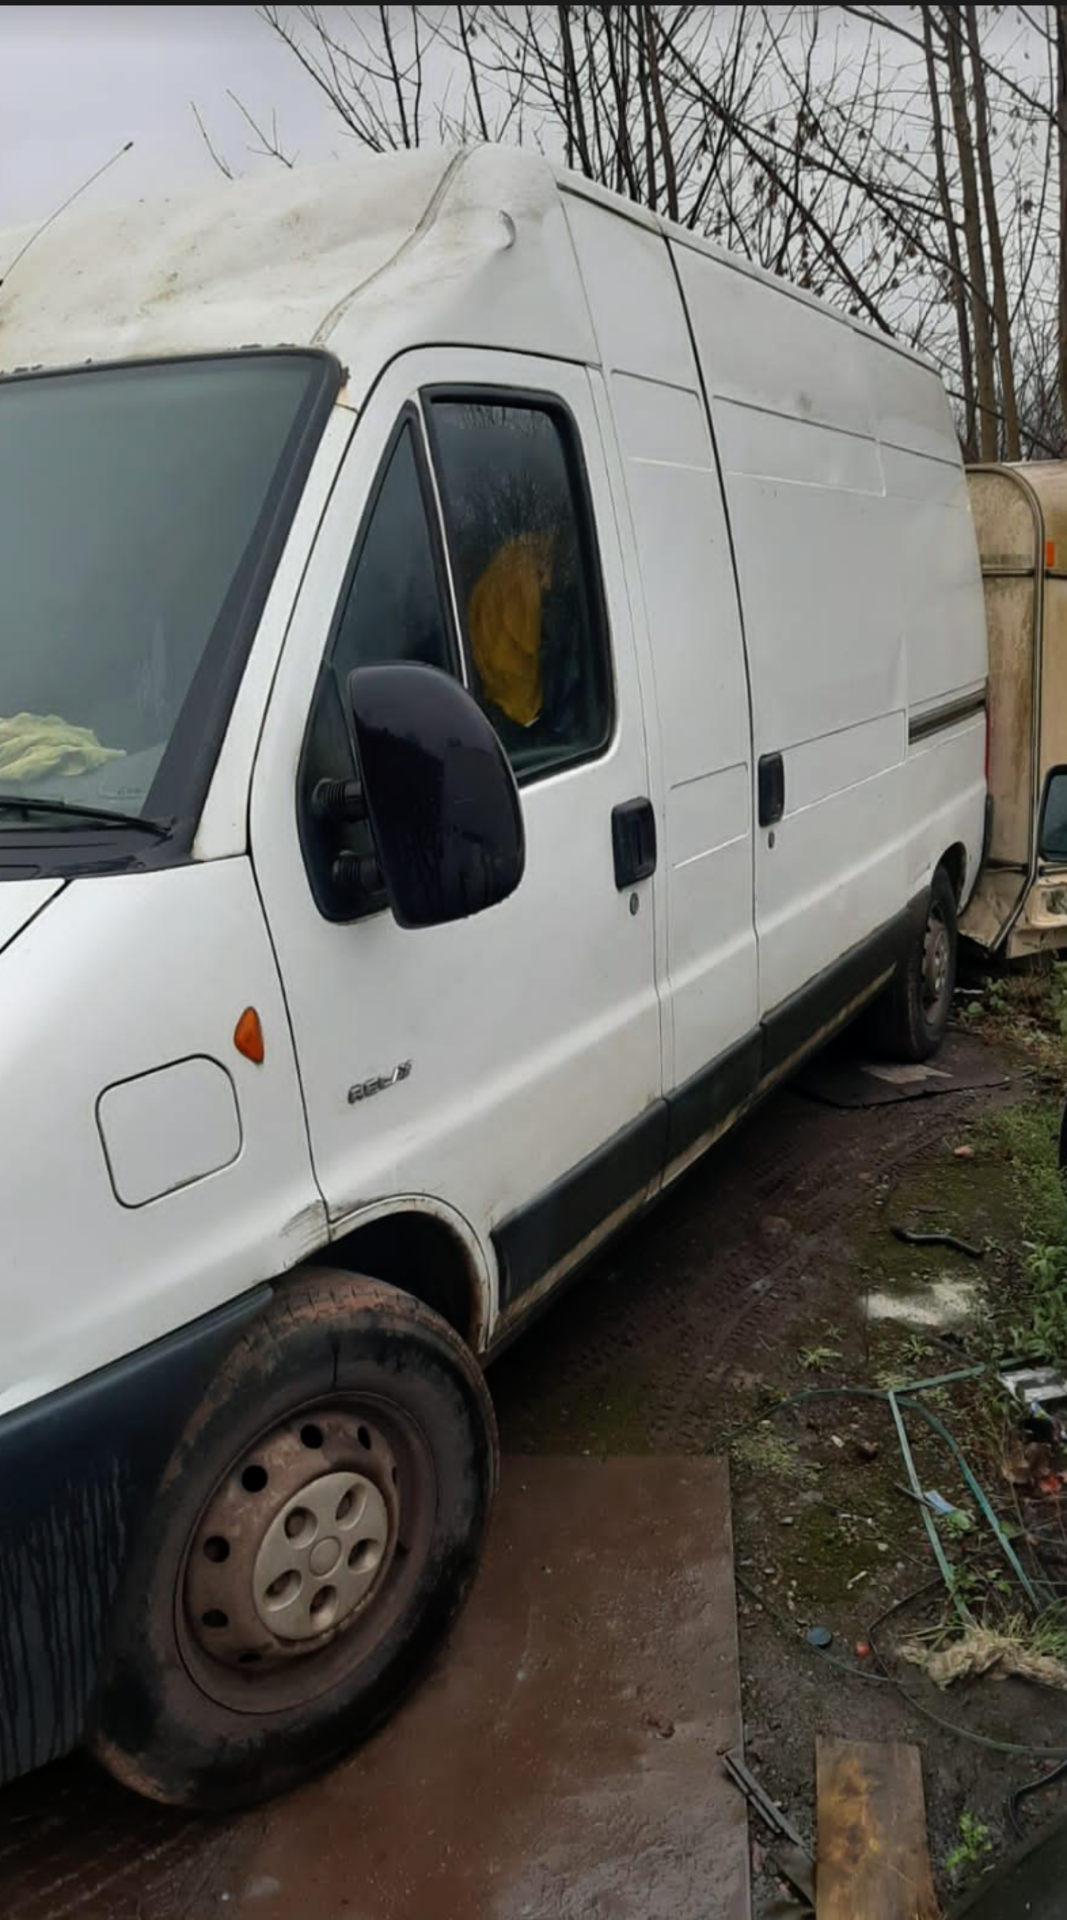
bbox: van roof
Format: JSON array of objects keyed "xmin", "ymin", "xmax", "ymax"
[{"xmin": 0, "ymin": 144, "xmax": 933, "ymax": 395}]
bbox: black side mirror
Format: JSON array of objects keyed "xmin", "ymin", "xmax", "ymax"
[{"xmin": 348, "ymin": 662, "xmax": 525, "ymax": 930}]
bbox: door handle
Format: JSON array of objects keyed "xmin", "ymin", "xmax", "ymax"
[
  {"xmin": 612, "ymin": 797, "xmax": 657, "ymax": 889},
  {"xmin": 758, "ymin": 753, "xmax": 785, "ymax": 828}
]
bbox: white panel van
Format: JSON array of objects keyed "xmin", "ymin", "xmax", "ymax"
[{"xmin": 0, "ymin": 148, "xmax": 987, "ymax": 1807}]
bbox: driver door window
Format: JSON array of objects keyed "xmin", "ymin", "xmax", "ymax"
[
  {"xmin": 427, "ymin": 394, "xmax": 613, "ymax": 782},
  {"xmin": 300, "ymin": 387, "xmax": 614, "ymax": 920},
  {"xmin": 299, "ymin": 413, "xmax": 456, "ymax": 919}
]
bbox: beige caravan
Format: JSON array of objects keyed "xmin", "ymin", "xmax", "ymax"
[{"xmin": 965, "ymin": 463, "xmax": 1067, "ymax": 957}]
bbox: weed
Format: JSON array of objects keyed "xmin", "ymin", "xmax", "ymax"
[
  {"xmin": 798, "ymin": 1344, "xmax": 842, "ymax": 1373},
  {"xmin": 733, "ymin": 1425, "xmax": 815, "ymax": 1483},
  {"xmin": 1048, "ymin": 961, "xmax": 1067, "ymax": 1040},
  {"xmin": 985, "ymin": 975, "xmax": 1009, "ymax": 1016},
  {"xmin": 874, "ymin": 1365, "xmax": 909, "ymax": 1392},
  {"xmin": 938, "ymin": 1508, "xmax": 974, "ymax": 1538},
  {"xmin": 1028, "ymin": 1604, "xmax": 1067, "ymax": 1663},
  {"xmin": 944, "ymin": 1812, "xmax": 995, "ymax": 1878}
]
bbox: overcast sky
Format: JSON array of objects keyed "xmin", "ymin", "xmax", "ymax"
[{"xmin": 0, "ymin": 5, "xmax": 349, "ymax": 228}]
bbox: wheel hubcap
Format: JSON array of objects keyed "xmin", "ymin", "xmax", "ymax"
[
  {"xmin": 252, "ymin": 1470, "xmax": 391, "ymax": 1641},
  {"xmin": 183, "ymin": 1406, "xmax": 408, "ymax": 1687},
  {"xmin": 922, "ymin": 908, "xmax": 951, "ymax": 1016}
]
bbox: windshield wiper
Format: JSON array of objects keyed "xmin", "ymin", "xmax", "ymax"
[{"xmin": 0, "ymin": 794, "xmax": 171, "ymax": 836}]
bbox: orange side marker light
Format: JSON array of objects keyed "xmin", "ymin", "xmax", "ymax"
[
  {"xmin": 1047, "ymin": 540, "xmax": 1056, "ymax": 571},
  {"xmin": 234, "ymin": 1006, "xmax": 265, "ymax": 1065}
]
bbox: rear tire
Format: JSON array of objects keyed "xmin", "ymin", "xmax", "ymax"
[
  {"xmin": 871, "ymin": 865, "xmax": 958, "ymax": 1062},
  {"xmin": 90, "ymin": 1273, "xmax": 497, "ymax": 1810}
]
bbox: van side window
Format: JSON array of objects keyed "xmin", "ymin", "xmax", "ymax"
[
  {"xmin": 330, "ymin": 419, "xmax": 455, "ymax": 685},
  {"xmin": 299, "ymin": 415, "xmax": 456, "ymax": 921},
  {"xmin": 428, "ymin": 395, "xmax": 612, "ymax": 780}
]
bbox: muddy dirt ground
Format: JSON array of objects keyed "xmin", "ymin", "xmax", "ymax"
[
  {"xmin": 494, "ymin": 1023, "xmax": 1067, "ymax": 1911},
  {"xmin": 3, "ymin": 1015, "xmax": 1065, "ymax": 1917}
]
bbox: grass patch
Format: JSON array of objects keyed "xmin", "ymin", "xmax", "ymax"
[
  {"xmin": 732, "ymin": 1423, "xmax": 816, "ymax": 1483},
  {"xmin": 975, "ymin": 1100, "xmax": 1067, "ymax": 1363},
  {"xmin": 959, "ymin": 958, "xmax": 1067, "ymax": 1081},
  {"xmin": 944, "ymin": 1811, "xmax": 995, "ymax": 1880}
]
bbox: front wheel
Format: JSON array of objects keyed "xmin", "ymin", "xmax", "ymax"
[
  {"xmin": 90, "ymin": 1273, "xmax": 497, "ymax": 1810},
  {"xmin": 871, "ymin": 865, "xmax": 958, "ymax": 1062}
]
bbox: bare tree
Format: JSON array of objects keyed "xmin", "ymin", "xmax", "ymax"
[{"xmin": 240, "ymin": 4, "xmax": 1067, "ymax": 458}]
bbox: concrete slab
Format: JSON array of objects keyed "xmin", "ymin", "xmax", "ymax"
[
  {"xmin": 227, "ymin": 1455, "xmax": 748, "ymax": 1920},
  {"xmin": 0, "ymin": 1456, "xmax": 747, "ymax": 1920}
]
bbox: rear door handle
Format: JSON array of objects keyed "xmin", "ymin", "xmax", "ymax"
[
  {"xmin": 612, "ymin": 797, "xmax": 657, "ymax": 889},
  {"xmin": 758, "ymin": 753, "xmax": 785, "ymax": 828}
]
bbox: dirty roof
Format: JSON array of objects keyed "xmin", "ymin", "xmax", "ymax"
[
  {"xmin": 0, "ymin": 148, "xmax": 597, "ymax": 392},
  {"xmin": 0, "ymin": 143, "xmax": 933, "ymax": 401}
]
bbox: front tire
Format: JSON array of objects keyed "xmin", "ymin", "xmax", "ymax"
[
  {"xmin": 90, "ymin": 1273, "xmax": 497, "ymax": 1810},
  {"xmin": 872, "ymin": 865, "xmax": 958, "ymax": 1062}
]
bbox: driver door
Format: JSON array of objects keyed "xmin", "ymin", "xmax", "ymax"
[{"xmin": 250, "ymin": 349, "xmax": 662, "ymax": 1331}]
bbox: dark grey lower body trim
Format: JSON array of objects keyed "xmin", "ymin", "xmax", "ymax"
[
  {"xmin": 909, "ymin": 689, "xmax": 987, "ymax": 744},
  {"xmin": 493, "ymin": 896, "xmax": 923, "ymax": 1323},
  {"xmin": 666, "ymin": 1030, "xmax": 763, "ymax": 1166},
  {"xmin": 494, "ymin": 1102, "xmax": 667, "ymax": 1311},
  {"xmin": 0, "ymin": 1285, "xmax": 270, "ymax": 1785},
  {"xmin": 761, "ymin": 904, "xmax": 912, "ymax": 1079}
]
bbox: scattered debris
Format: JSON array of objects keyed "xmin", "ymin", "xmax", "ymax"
[
  {"xmin": 891, "ymin": 1224, "xmax": 984, "ymax": 1258},
  {"xmin": 865, "ymin": 1062, "xmax": 951, "ymax": 1087},
  {"xmin": 924, "ymin": 1489, "xmax": 963, "ymax": 1519},
  {"xmin": 866, "ymin": 1275, "xmax": 980, "ymax": 1329},
  {"xmin": 1001, "ymin": 1434, "xmax": 1057, "ymax": 1492},
  {"xmin": 855, "ymin": 1437, "xmax": 880, "ymax": 1461},
  {"xmin": 1000, "ymin": 1363, "xmax": 1067, "ymax": 1431},
  {"xmin": 855, "ymin": 1639, "xmax": 871, "ymax": 1658},
  {"xmin": 902, "ymin": 1626, "xmax": 1067, "ymax": 1693},
  {"xmin": 816, "ymin": 1735, "xmax": 937, "ymax": 1919},
  {"xmin": 722, "ymin": 1750, "xmax": 812, "ymax": 1862},
  {"xmin": 807, "ymin": 1626, "xmax": 833, "ymax": 1650},
  {"xmin": 953, "ymin": 1145, "xmax": 975, "ymax": 1160}
]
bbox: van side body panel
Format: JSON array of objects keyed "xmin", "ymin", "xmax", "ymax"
[
  {"xmin": 562, "ymin": 196, "xmax": 759, "ymax": 1099},
  {"xmin": 669, "ymin": 239, "xmax": 985, "ymax": 1019}
]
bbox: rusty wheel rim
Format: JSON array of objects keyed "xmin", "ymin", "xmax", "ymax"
[
  {"xmin": 921, "ymin": 902, "xmax": 952, "ymax": 1021},
  {"xmin": 179, "ymin": 1399, "xmax": 435, "ymax": 1714}
]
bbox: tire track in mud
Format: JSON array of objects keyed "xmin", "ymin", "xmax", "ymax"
[{"xmin": 490, "ymin": 1065, "xmax": 1011, "ymax": 1454}]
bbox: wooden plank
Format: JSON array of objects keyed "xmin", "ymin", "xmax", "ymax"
[{"xmin": 816, "ymin": 1735, "xmax": 938, "ymax": 1920}]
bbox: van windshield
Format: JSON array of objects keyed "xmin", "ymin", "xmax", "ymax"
[{"xmin": 0, "ymin": 353, "xmax": 330, "ymax": 835}]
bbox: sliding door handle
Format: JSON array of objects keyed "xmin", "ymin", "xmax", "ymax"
[
  {"xmin": 758, "ymin": 753, "xmax": 785, "ymax": 828},
  {"xmin": 612, "ymin": 797, "xmax": 657, "ymax": 889}
]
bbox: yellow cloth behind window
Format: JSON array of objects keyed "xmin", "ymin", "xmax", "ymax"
[
  {"xmin": 0, "ymin": 712, "xmax": 125, "ymax": 783},
  {"xmin": 467, "ymin": 534, "xmax": 553, "ymax": 728}
]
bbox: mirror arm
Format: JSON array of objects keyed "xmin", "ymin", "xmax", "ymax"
[{"xmin": 312, "ymin": 776, "xmax": 367, "ymax": 825}]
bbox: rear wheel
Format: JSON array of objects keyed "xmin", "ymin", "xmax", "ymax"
[
  {"xmin": 91, "ymin": 1273, "xmax": 497, "ymax": 1809},
  {"xmin": 871, "ymin": 865, "xmax": 958, "ymax": 1062}
]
